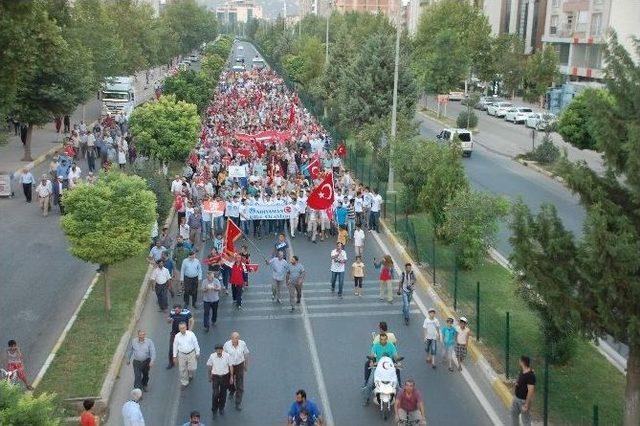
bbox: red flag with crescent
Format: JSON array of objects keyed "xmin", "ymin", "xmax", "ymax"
[
  {"xmin": 336, "ymin": 142, "xmax": 347, "ymax": 157},
  {"xmin": 308, "ymin": 154, "xmax": 321, "ymax": 180},
  {"xmin": 308, "ymin": 172, "xmax": 334, "ymax": 210}
]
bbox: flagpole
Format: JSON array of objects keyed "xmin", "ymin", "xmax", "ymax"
[{"xmin": 224, "ymin": 217, "xmax": 270, "ymax": 261}]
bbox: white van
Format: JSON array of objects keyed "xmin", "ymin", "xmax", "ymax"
[{"xmin": 437, "ymin": 128, "xmax": 474, "ymax": 157}]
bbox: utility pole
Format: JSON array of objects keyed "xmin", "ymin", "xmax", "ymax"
[
  {"xmin": 323, "ymin": 0, "xmax": 332, "ymax": 118},
  {"xmin": 387, "ymin": 0, "xmax": 403, "ymax": 194}
]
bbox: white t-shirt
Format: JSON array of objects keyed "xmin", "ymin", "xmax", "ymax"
[
  {"xmin": 151, "ymin": 267, "xmax": 172, "ymax": 285},
  {"xmin": 456, "ymin": 326, "xmax": 470, "ymax": 345},
  {"xmin": 330, "ymin": 249, "xmax": 347, "ymax": 273},
  {"xmin": 422, "ymin": 317, "xmax": 441, "ymax": 340},
  {"xmin": 354, "ymin": 197, "xmax": 363, "ymax": 213},
  {"xmin": 206, "ymin": 352, "xmax": 232, "ymax": 376},
  {"xmin": 353, "ymin": 229, "xmax": 365, "ymax": 247},
  {"xmin": 371, "ymin": 194, "xmax": 383, "ymax": 212}
]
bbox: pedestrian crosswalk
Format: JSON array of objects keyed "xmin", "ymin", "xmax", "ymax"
[{"xmin": 212, "ymin": 280, "xmax": 420, "ymax": 322}]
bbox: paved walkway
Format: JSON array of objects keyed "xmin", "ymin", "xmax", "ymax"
[{"xmin": 0, "ymin": 65, "xmax": 166, "ymax": 389}]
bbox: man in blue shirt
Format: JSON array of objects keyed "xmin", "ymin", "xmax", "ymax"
[
  {"xmin": 362, "ymin": 333, "xmax": 399, "ymax": 406},
  {"xmin": 287, "ymin": 389, "xmax": 322, "ymax": 426},
  {"xmin": 180, "ymin": 251, "xmax": 202, "ymax": 309},
  {"xmin": 335, "ymin": 201, "xmax": 348, "ymax": 229}
]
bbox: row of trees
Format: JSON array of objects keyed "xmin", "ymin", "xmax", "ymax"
[
  {"xmin": 0, "ymin": 0, "xmax": 217, "ymax": 160},
  {"xmin": 413, "ymin": 0, "xmax": 559, "ymax": 105}
]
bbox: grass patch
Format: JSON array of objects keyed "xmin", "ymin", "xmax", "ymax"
[
  {"xmin": 420, "ymin": 106, "xmax": 457, "ymax": 127},
  {"xmin": 37, "ymin": 254, "xmax": 149, "ymax": 400}
]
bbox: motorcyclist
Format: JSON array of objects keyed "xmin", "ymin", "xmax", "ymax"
[
  {"xmin": 361, "ymin": 333, "xmax": 400, "ymax": 406},
  {"xmin": 364, "ymin": 322, "xmax": 397, "ymax": 385}
]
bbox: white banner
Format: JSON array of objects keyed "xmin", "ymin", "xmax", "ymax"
[
  {"xmin": 228, "ymin": 165, "xmax": 247, "ymax": 178},
  {"xmin": 246, "ymin": 204, "xmax": 293, "ymax": 220}
]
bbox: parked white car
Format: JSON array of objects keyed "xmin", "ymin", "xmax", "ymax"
[
  {"xmin": 436, "ymin": 128, "xmax": 474, "ymax": 157},
  {"xmin": 448, "ymin": 91, "xmax": 465, "ymax": 101},
  {"xmin": 504, "ymin": 106, "xmax": 534, "ymax": 124},
  {"xmin": 525, "ymin": 112, "xmax": 558, "ymax": 131},
  {"xmin": 486, "ymin": 101, "xmax": 512, "ymax": 117}
]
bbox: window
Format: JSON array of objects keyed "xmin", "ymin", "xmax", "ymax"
[
  {"xmin": 550, "ymin": 15, "xmax": 559, "ymax": 34},
  {"xmin": 591, "ymin": 13, "xmax": 603, "ymax": 36},
  {"xmin": 552, "ymin": 0, "xmax": 559, "ymax": 7}
]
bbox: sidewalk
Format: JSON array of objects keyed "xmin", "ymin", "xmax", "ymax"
[
  {"xmin": 0, "ymin": 66, "xmax": 168, "ymax": 179},
  {"xmin": 423, "ymin": 96, "xmax": 605, "ymax": 174}
]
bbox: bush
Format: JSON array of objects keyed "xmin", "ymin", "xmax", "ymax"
[
  {"xmin": 0, "ymin": 382, "xmax": 62, "ymax": 425},
  {"xmin": 456, "ymin": 110, "xmax": 478, "ymax": 129},
  {"xmin": 523, "ymin": 134, "xmax": 560, "ymax": 164}
]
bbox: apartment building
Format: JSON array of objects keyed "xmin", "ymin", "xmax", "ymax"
[
  {"xmin": 216, "ymin": 0, "xmax": 263, "ymax": 24},
  {"xmin": 542, "ymin": 0, "xmax": 640, "ymax": 81},
  {"xmin": 482, "ymin": 0, "xmax": 548, "ymax": 53},
  {"xmin": 335, "ymin": 0, "xmax": 396, "ymax": 15}
]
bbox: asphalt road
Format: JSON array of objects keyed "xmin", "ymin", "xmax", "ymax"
[
  {"xmin": 0, "ymin": 67, "xmax": 165, "ymax": 387},
  {"xmin": 416, "ymin": 115, "xmax": 586, "ymax": 255},
  {"xmin": 107, "ymin": 41, "xmax": 507, "ymax": 426}
]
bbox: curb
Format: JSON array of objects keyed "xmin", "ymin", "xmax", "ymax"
[
  {"xmin": 12, "ymin": 143, "xmax": 64, "ymax": 176},
  {"xmin": 515, "ymin": 158, "xmax": 565, "ymax": 184},
  {"xmin": 379, "ymin": 218, "xmax": 515, "ymax": 411}
]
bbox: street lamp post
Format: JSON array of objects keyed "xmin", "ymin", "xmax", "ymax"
[
  {"xmin": 387, "ymin": 0, "xmax": 405, "ymax": 195},
  {"xmin": 323, "ymin": 0, "xmax": 333, "ymax": 118}
]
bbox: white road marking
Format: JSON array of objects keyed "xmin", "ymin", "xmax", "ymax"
[
  {"xmin": 217, "ymin": 301, "xmax": 416, "ymax": 312},
  {"xmin": 369, "ymin": 230, "xmax": 505, "ymax": 426},
  {"xmin": 214, "ymin": 309, "xmax": 422, "ymax": 322}
]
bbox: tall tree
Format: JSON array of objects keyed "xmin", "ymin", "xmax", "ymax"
[
  {"xmin": 511, "ymin": 34, "xmax": 640, "ymax": 424},
  {"xmin": 162, "ymin": 0, "xmax": 217, "ymax": 55},
  {"xmin": 492, "ymin": 34, "xmax": 525, "ymax": 98},
  {"xmin": 556, "ymin": 88, "xmax": 612, "ymax": 150},
  {"xmin": 128, "ymin": 95, "xmax": 200, "ymax": 163},
  {"xmin": 524, "ymin": 44, "xmax": 559, "ymax": 105},
  {"xmin": 413, "ymin": 0, "xmax": 492, "ymax": 95},
  {"xmin": 163, "ymin": 70, "xmax": 212, "ymax": 113},
  {"xmin": 61, "ymin": 172, "xmax": 156, "ymax": 312},
  {"xmin": 12, "ymin": 7, "xmax": 94, "ymax": 161}
]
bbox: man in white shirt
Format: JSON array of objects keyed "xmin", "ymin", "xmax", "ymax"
[
  {"xmin": 207, "ymin": 343, "xmax": 234, "ymax": 416},
  {"xmin": 172, "ymin": 322, "xmax": 200, "ymax": 387},
  {"xmin": 151, "ymin": 260, "xmax": 171, "ymax": 312},
  {"xmin": 370, "ymin": 189, "xmax": 383, "ymax": 233},
  {"xmin": 223, "ymin": 332, "xmax": 250, "ymax": 411},
  {"xmin": 330, "ymin": 242, "xmax": 347, "ymax": 298},
  {"xmin": 122, "ymin": 388, "xmax": 145, "ymax": 426},
  {"xmin": 353, "ymin": 223, "xmax": 365, "ymax": 258},
  {"xmin": 19, "ymin": 168, "xmax": 34, "ymax": 203},
  {"xmin": 171, "ymin": 175, "xmax": 183, "ymax": 195},
  {"xmin": 35, "ymin": 176, "xmax": 52, "ymax": 216},
  {"xmin": 362, "ymin": 189, "xmax": 372, "ymax": 230},
  {"xmin": 422, "ymin": 308, "xmax": 441, "ymax": 369}
]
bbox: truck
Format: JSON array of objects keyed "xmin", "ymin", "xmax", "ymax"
[
  {"xmin": 436, "ymin": 128, "xmax": 474, "ymax": 157},
  {"xmin": 101, "ymin": 76, "xmax": 136, "ymax": 118}
]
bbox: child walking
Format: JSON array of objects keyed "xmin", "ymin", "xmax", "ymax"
[{"xmin": 351, "ymin": 255, "xmax": 365, "ymax": 296}]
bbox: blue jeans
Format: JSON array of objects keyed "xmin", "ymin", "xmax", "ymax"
[
  {"xmin": 221, "ymin": 265, "xmax": 231, "ymax": 289},
  {"xmin": 347, "ymin": 219, "xmax": 356, "ymax": 238},
  {"xmin": 370, "ymin": 211, "xmax": 380, "ymax": 232},
  {"xmin": 330, "ymin": 271, "xmax": 345, "ymax": 295},
  {"xmin": 202, "ymin": 220, "xmax": 212, "ymax": 240},
  {"xmin": 214, "ymin": 216, "xmax": 225, "ymax": 233},
  {"xmin": 241, "ymin": 220, "xmax": 250, "ymax": 235},
  {"xmin": 402, "ymin": 291, "xmax": 413, "ymax": 321},
  {"xmin": 203, "ymin": 300, "xmax": 218, "ymax": 328}
]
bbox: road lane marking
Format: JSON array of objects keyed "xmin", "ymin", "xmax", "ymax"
[
  {"xmin": 369, "ymin": 230, "xmax": 505, "ymax": 426},
  {"xmin": 217, "ymin": 301, "xmax": 417, "ymax": 312},
  {"xmin": 213, "ymin": 309, "xmax": 422, "ymax": 322}
]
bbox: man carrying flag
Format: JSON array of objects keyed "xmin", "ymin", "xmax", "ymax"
[
  {"xmin": 307, "ymin": 154, "xmax": 321, "ymax": 181},
  {"xmin": 307, "ymin": 172, "xmax": 335, "ymax": 211}
]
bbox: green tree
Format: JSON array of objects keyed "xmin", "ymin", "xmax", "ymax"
[
  {"xmin": 200, "ymin": 53, "xmax": 226, "ymax": 87},
  {"xmin": 12, "ymin": 9, "xmax": 94, "ymax": 161},
  {"xmin": 413, "ymin": 0, "xmax": 492, "ymax": 95},
  {"xmin": 61, "ymin": 172, "xmax": 156, "ymax": 311},
  {"xmin": 128, "ymin": 95, "xmax": 200, "ymax": 163},
  {"xmin": 557, "ymin": 88, "xmax": 612, "ymax": 150},
  {"xmin": 443, "ymin": 190, "xmax": 509, "ymax": 269},
  {"xmin": 162, "ymin": 0, "xmax": 217, "ymax": 55},
  {"xmin": 524, "ymin": 45, "xmax": 559, "ymax": 105},
  {"xmin": 163, "ymin": 70, "xmax": 212, "ymax": 113},
  {"xmin": 0, "ymin": 381, "xmax": 62, "ymax": 425},
  {"xmin": 339, "ymin": 30, "xmax": 416, "ymax": 131},
  {"xmin": 510, "ymin": 202, "xmax": 579, "ymax": 364},
  {"xmin": 511, "ymin": 34, "xmax": 640, "ymax": 424},
  {"xmin": 492, "ymin": 34, "xmax": 525, "ymax": 98}
]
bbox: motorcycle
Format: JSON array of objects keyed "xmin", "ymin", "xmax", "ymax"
[{"xmin": 366, "ymin": 355, "xmax": 404, "ymax": 421}]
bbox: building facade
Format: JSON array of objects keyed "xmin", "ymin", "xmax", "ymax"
[
  {"xmin": 542, "ymin": 0, "xmax": 640, "ymax": 81},
  {"xmin": 216, "ymin": 0, "xmax": 263, "ymax": 24}
]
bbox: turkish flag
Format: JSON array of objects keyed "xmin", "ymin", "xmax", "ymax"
[
  {"xmin": 224, "ymin": 218, "xmax": 243, "ymax": 256},
  {"xmin": 336, "ymin": 142, "xmax": 347, "ymax": 157},
  {"xmin": 308, "ymin": 155, "xmax": 321, "ymax": 179},
  {"xmin": 308, "ymin": 172, "xmax": 335, "ymax": 210}
]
